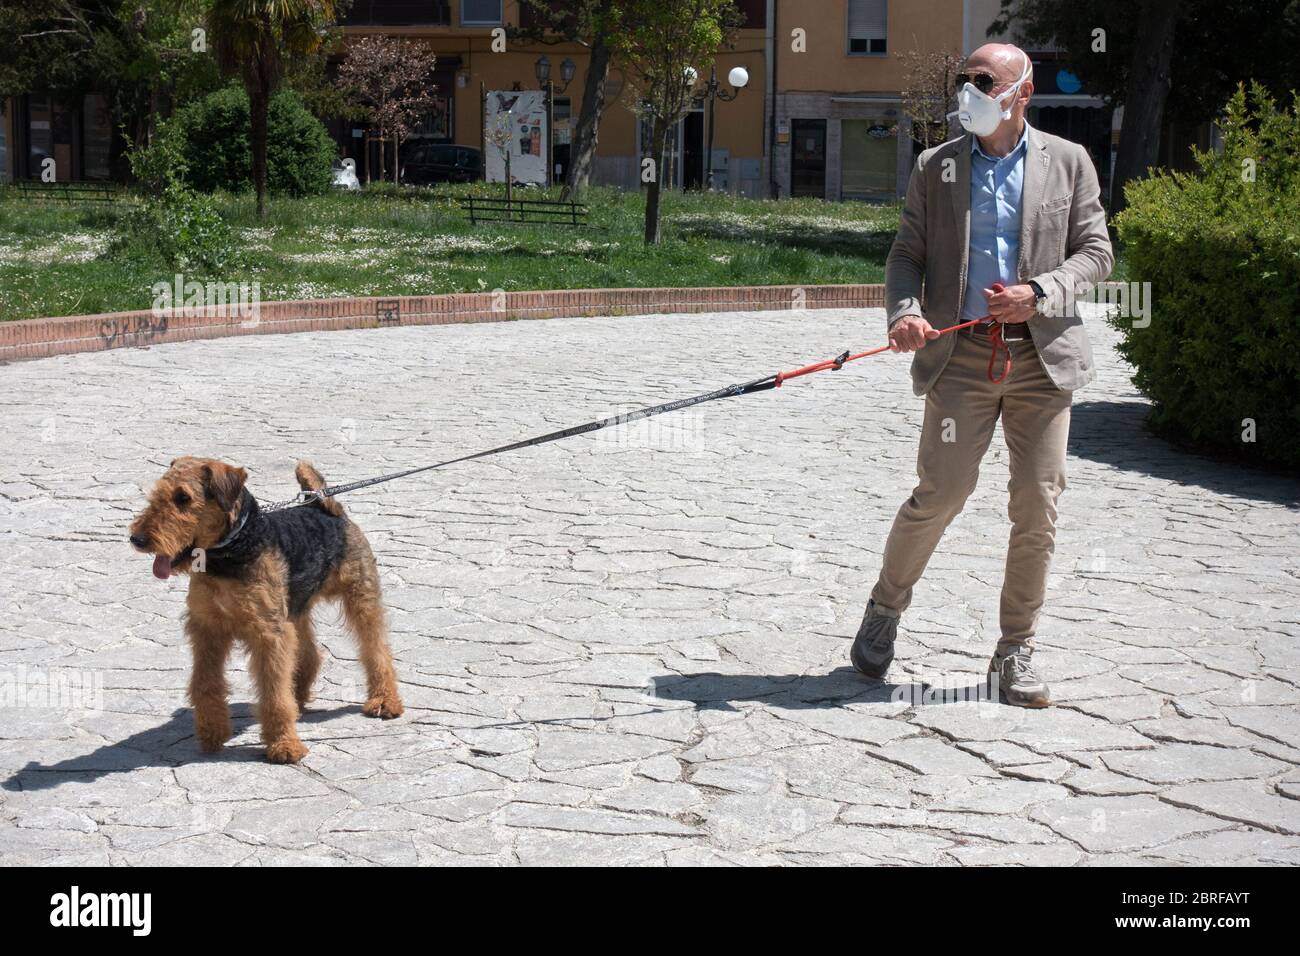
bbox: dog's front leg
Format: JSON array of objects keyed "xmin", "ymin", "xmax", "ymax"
[
  {"xmin": 250, "ymin": 621, "xmax": 309, "ymax": 764},
  {"xmin": 186, "ymin": 617, "xmax": 234, "ymax": 753}
]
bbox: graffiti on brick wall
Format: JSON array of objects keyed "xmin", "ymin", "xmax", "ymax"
[{"xmin": 99, "ymin": 313, "xmax": 169, "ymax": 348}]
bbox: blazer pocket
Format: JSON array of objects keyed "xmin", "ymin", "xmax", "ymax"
[{"xmin": 1042, "ymin": 195, "xmax": 1071, "ymax": 212}]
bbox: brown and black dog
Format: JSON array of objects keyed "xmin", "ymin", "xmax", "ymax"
[{"xmin": 129, "ymin": 457, "xmax": 403, "ymax": 763}]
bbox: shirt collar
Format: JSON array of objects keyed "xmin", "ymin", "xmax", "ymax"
[{"xmin": 971, "ymin": 122, "xmax": 1031, "ymax": 162}]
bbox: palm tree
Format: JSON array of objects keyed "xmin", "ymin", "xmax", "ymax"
[{"xmin": 207, "ymin": 0, "xmax": 338, "ymax": 217}]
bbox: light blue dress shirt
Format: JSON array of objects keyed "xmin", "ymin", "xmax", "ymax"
[{"xmin": 961, "ymin": 124, "xmax": 1029, "ymax": 322}]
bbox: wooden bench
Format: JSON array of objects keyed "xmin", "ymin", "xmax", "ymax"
[
  {"xmin": 466, "ymin": 195, "xmax": 588, "ymax": 227},
  {"xmin": 15, "ymin": 180, "xmax": 119, "ymax": 203}
]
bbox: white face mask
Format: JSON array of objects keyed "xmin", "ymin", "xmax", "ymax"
[{"xmin": 955, "ymin": 54, "xmax": 1031, "ymax": 136}]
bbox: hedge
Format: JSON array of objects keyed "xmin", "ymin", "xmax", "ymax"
[
  {"xmin": 1114, "ymin": 84, "xmax": 1300, "ymax": 471},
  {"xmin": 170, "ymin": 84, "xmax": 335, "ymax": 196}
]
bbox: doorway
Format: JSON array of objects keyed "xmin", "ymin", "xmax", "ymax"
[
  {"xmin": 790, "ymin": 119, "xmax": 826, "ymax": 198},
  {"xmin": 681, "ymin": 110, "xmax": 704, "ymax": 190},
  {"xmin": 638, "ymin": 105, "xmax": 705, "ymax": 190}
]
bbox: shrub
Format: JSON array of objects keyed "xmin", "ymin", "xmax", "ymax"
[
  {"xmin": 1114, "ymin": 83, "xmax": 1300, "ymax": 471},
  {"xmin": 125, "ymin": 119, "xmax": 189, "ymax": 195},
  {"xmin": 108, "ymin": 182, "xmax": 234, "ymax": 273},
  {"xmin": 169, "ymin": 84, "xmax": 335, "ymax": 196},
  {"xmin": 265, "ymin": 91, "xmax": 338, "ymax": 196}
]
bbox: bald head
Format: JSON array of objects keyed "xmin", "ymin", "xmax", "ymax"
[{"xmin": 965, "ymin": 42, "xmax": 1033, "ymax": 97}]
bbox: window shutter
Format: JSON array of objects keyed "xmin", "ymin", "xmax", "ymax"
[
  {"xmin": 461, "ymin": 0, "xmax": 502, "ymax": 24},
  {"xmin": 848, "ymin": 0, "xmax": 887, "ymax": 40}
]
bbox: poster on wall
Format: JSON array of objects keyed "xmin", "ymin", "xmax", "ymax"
[{"xmin": 484, "ymin": 90, "xmax": 548, "ymax": 185}]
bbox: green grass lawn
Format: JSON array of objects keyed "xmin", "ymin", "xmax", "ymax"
[
  {"xmin": 0, "ymin": 183, "xmax": 1127, "ymax": 322},
  {"xmin": 0, "ymin": 184, "xmax": 903, "ymax": 322}
]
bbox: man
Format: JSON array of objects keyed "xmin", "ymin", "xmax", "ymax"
[{"xmin": 851, "ymin": 43, "xmax": 1114, "ymax": 706}]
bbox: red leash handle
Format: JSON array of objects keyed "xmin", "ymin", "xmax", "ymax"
[
  {"xmin": 983, "ymin": 282, "xmax": 1012, "ymax": 384},
  {"xmin": 775, "ymin": 282, "xmax": 1013, "ymax": 387}
]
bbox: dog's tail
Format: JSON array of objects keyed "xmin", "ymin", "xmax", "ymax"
[{"xmin": 295, "ymin": 461, "xmax": 345, "ymax": 517}]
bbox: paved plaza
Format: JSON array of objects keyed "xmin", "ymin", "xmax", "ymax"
[{"xmin": 1, "ymin": 307, "xmax": 1298, "ymax": 865}]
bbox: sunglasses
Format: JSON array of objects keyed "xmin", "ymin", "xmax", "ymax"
[{"xmin": 955, "ymin": 71, "xmax": 998, "ymax": 94}]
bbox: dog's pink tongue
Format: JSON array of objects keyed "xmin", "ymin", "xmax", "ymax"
[{"xmin": 152, "ymin": 554, "xmax": 172, "ymax": 580}]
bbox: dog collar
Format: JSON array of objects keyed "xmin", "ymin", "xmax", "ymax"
[{"xmin": 209, "ymin": 490, "xmax": 254, "ymax": 552}]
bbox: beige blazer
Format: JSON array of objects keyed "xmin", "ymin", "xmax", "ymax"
[{"xmin": 885, "ymin": 125, "xmax": 1114, "ymax": 395}]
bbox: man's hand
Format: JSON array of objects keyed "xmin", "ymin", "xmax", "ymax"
[
  {"xmin": 889, "ymin": 315, "xmax": 941, "ymax": 353},
  {"xmin": 984, "ymin": 284, "xmax": 1039, "ymax": 324}
]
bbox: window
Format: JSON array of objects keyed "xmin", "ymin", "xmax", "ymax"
[
  {"xmin": 553, "ymin": 96, "xmax": 572, "ymax": 146},
  {"xmin": 735, "ymin": 0, "xmax": 766, "ymax": 28},
  {"xmin": 410, "ymin": 96, "xmax": 453, "ymax": 140},
  {"xmin": 847, "ymin": 0, "xmax": 887, "ymax": 55},
  {"xmin": 344, "ymin": 1, "xmax": 450, "ymax": 26},
  {"xmin": 461, "ymin": 0, "xmax": 502, "ymax": 25},
  {"xmin": 83, "ymin": 94, "xmax": 112, "ymax": 180},
  {"xmin": 26, "ymin": 95, "xmax": 54, "ymax": 179},
  {"xmin": 841, "ymin": 119, "xmax": 897, "ymax": 201}
]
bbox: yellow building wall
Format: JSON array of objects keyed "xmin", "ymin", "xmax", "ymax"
[
  {"xmin": 342, "ymin": 4, "xmax": 767, "ymax": 176},
  {"xmin": 776, "ymin": 0, "xmax": 964, "ymax": 93}
]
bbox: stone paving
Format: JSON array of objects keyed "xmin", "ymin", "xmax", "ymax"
[{"xmin": 1, "ymin": 307, "xmax": 1298, "ymax": 866}]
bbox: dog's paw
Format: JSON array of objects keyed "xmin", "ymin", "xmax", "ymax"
[
  {"xmin": 265, "ymin": 738, "xmax": 309, "ymax": 764},
  {"xmin": 194, "ymin": 716, "xmax": 232, "ymax": 753},
  {"xmin": 363, "ymin": 693, "xmax": 404, "ymax": 720}
]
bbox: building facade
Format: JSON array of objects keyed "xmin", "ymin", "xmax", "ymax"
[
  {"xmin": 1, "ymin": 0, "xmax": 1126, "ymax": 203},
  {"xmin": 769, "ymin": 0, "xmax": 963, "ymax": 202},
  {"xmin": 0, "ymin": 93, "xmax": 115, "ymax": 184},
  {"xmin": 336, "ymin": 0, "xmax": 768, "ymax": 195}
]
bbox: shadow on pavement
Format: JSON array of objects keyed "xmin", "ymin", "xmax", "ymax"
[
  {"xmin": 651, "ymin": 668, "xmax": 994, "ymax": 711},
  {"xmin": 1069, "ymin": 400, "xmax": 1299, "ymax": 507},
  {"xmin": 2, "ymin": 703, "xmax": 356, "ymax": 792}
]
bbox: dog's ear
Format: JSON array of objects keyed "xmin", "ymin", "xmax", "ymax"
[{"xmin": 203, "ymin": 462, "xmax": 248, "ymax": 514}]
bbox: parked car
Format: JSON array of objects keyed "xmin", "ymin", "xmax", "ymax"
[
  {"xmin": 400, "ymin": 144, "xmax": 483, "ymax": 185},
  {"xmin": 332, "ymin": 158, "xmax": 360, "ymax": 191}
]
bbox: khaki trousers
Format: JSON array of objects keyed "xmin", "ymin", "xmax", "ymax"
[{"xmin": 871, "ymin": 331, "xmax": 1072, "ymax": 655}]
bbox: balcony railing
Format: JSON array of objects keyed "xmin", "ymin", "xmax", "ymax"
[{"xmin": 343, "ymin": 1, "xmax": 451, "ymax": 26}]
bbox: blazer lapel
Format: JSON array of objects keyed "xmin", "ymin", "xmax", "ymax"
[
  {"xmin": 949, "ymin": 134, "xmax": 972, "ymax": 302},
  {"xmin": 1019, "ymin": 125, "xmax": 1050, "ymax": 278},
  {"xmin": 949, "ymin": 135, "xmax": 972, "ymax": 245}
]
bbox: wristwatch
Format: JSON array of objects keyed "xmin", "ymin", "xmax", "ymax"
[{"xmin": 1028, "ymin": 280, "xmax": 1047, "ymax": 305}]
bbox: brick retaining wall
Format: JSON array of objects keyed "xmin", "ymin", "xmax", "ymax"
[{"xmin": 0, "ymin": 284, "xmax": 886, "ymax": 364}]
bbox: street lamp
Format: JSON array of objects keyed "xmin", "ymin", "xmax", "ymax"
[
  {"xmin": 533, "ymin": 56, "xmax": 578, "ymax": 94},
  {"xmin": 703, "ymin": 65, "xmax": 748, "ymax": 190}
]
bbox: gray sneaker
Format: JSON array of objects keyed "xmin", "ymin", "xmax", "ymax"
[
  {"xmin": 989, "ymin": 651, "xmax": 1051, "ymax": 708},
  {"xmin": 850, "ymin": 599, "xmax": 900, "ymax": 679}
]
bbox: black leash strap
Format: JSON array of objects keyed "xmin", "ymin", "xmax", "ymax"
[{"xmin": 296, "ymin": 372, "xmax": 780, "ymax": 507}]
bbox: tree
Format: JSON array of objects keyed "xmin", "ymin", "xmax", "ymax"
[
  {"xmin": 900, "ymin": 49, "xmax": 964, "ymax": 150},
  {"xmin": 512, "ymin": 0, "xmax": 627, "ymax": 199},
  {"xmin": 0, "ymin": 0, "xmax": 219, "ymax": 181},
  {"xmin": 615, "ymin": 0, "xmax": 739, "ymax": 244},
  {"xmin": 485, "ymin": 108, "xmax": 516, "ymax": 203},
  {"xmin": 1109, "ymin": 0, "xmax": 1179, "ymax": 212},
  {"xmin": 207, "ymin": 0, "xmax": 338, "ymax": 217},
  {"xmin": 0, "ymin": 0, "xmax": 103, "ymax": 101},
  {"xmin": 990, "ymin": 0, "xmax": 1300, "ymax": 210},
  {"xmin": 336, "ymin": 35, "xmax": 438, "ymax": 184},
  {"xmin": 283, "ymin": 18, "xmax": 357, "ymax": 122}
]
